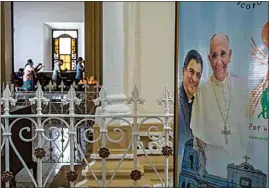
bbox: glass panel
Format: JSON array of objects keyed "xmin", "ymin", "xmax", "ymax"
[
  {"xmin": 60, "ymin": 55, "xmax": 71, "ymax": 70},
  {"xmin": 59, "ymin": 38, "xmax": 71, "ymax": 54},
  {"xmin": 72, "ymin": 60, "xmax": 76, "ymax": 70},
  {"xmin": 71, "ymin": 39, "xmax": 76, "ymax": 55},
  {"xmin": 62, "ymin": 63, "xmax": 71, "ymax": 71},
  {"xmin": 54, "ymin": 39, "xmax": 59, "ymax": 55},
  {"xmin": 71, "ymin": 39, "xmax": 77, "ymax": 64},
  {"xmin": 53, "ymin": 30, "xmax": 77, "ymax": 38}
]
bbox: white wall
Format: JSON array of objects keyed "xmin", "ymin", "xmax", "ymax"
[
  {"xmin": 123, "ymin": 2, "xmax": 175, "ymax": 114},
  {"xmin": 139, "ymin": 2, "xmax": 175, "ymax": 114},
  {"xmin": 13, "ymin": 2, "xmax": 84, "ymax": 71}
]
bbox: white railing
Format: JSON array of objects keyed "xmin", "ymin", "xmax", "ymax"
[{"xmin": 1, "ymin": 82, "xmax": 174, "ymax": 188}]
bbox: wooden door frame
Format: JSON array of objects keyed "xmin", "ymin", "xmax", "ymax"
[{"xmin": 84, "ymin": 2, "xmax": 103, "ymax": 85}]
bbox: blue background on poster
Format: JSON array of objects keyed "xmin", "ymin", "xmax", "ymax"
[
  {"xmin": 177, "ymin": 1, "xmax": 268, "ymax": 187},
  {"xmin": 178, "ymin": 1, "xmax": 268, "ymax": 89}
]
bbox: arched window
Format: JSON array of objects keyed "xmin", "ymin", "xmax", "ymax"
[
  {"xmin": 189, "ymin": 154, "xmax": 194, "ymax": 169},
  {"xmin": 186, "ymin": 183, "xmax": 191, "ymax": 188},
  {"xmin": 181, "ymin": 181, "xmax": 185, "ymax": 188},
  {"xmin": 52, "ymin": 30, "xmax": 78, "ymax": 71}
]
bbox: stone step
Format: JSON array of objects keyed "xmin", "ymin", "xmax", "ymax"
[
  {"xmin": 78, "ymin": 177, "xmax": 152, "ymax": 188},
  {"xmin": 77, "ymin": 169, "xmax": 173, "ymax": 187},
  {"xmin": 139, "ymin": 155, "xmax": 174, "ymax": 173},
  {"xmin": 83, "ymin": 159, "xmax": 144, "ymax": 179},
  {"xmin": 143, "ymin": 163, "xmax": 174, "ymax": 173}
]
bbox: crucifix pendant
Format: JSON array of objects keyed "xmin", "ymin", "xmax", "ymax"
[{"xmin": 221, "ymin": 125, "xmax": 231, "ymax": 144}]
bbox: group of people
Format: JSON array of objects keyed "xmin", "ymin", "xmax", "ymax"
[
  {"xmin": 52, "ymin": 57, "xmax": 85, "ymax": 85},
  {"xmin": 178, "ymin": 33, "xmax": 249, "ymax": 178},
  {"xmin": 13, "ymin": 57, "xmax": 85, "ymax": 91}
]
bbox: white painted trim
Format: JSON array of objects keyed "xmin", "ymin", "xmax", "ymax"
[{"xmin": 90, "ymin": 154, "xmax": 134, "ymax": 160}]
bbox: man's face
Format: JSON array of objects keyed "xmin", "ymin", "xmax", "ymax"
[
  {"xmin": 208, "ymin": 35, "xmax": 232, "ymax": 81},
  {"xmin": 182, "ymin": 59, "xmax": 202, "ymax": 98}
]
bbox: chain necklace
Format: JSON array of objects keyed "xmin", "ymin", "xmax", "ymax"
[
  {"xmin": 212, "ymin": 76, "xmax": 234, "ymax": 149},
  {"xmin": 212, "ymin": 77, "xmax": 231, "ymax": 125}
]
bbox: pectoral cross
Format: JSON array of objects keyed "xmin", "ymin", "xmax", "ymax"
[
  {"xmin": 221, "ymin": 125, "xmax": 231, "ymax": 144},
  {"xmin": 243, "ymin": 155, "xmax": 250, "ymax": 163}
]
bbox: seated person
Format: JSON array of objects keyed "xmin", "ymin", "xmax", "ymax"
[{"xmin": 14, "ymin": 68, "xmax": 24, "ymax": 88}]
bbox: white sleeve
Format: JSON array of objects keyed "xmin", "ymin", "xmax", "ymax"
[{"xmin": 190, "ymin": 88, "xmax": 206, "ymax": 143}]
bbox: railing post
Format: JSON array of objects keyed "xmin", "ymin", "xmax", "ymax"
[
  {"xmin": 29, "ymin": 82, "xmax": 49, "ymax": 187},
  {"xmin": 62, "ymin": 85, "xmax": 81, "ymax": 187},
  {"xmin": 60, "ymin": 80, "xmax": 66, "ymax": 161},
  {"xmin": 45, "ymin": 81, "xmax": 55, "ymax": 161},
  {"xmin": 126, "ymin": 85, "xmax": 145, "ymax": 187},
  {"xmin": 157, "ymin": 85, "xmax": 174, "ymax": 187},
  {"xmin": 93, "ymin": 86, "xmax": 111, "ymax": 187},
  {"xmin": 1, "ymin": 85, "xmax": 17, "ymax": 188}
]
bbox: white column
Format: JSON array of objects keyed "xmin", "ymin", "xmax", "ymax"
[
  {"xmin": 102, "ymin": 2, "xmax": 130, "ymax": 114},
  {"xmin": 124, "ymin": 2, "xmax": 141, "ymax": 103}
]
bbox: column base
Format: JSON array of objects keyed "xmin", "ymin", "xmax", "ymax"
[{"xmin": 95, "ymin": 93, "xmax": 131, "ymax": 125}]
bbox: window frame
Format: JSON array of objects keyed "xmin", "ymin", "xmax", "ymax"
[{"xmin": 52, "ymin": 29, "xmax": 78, "ymax": 71}]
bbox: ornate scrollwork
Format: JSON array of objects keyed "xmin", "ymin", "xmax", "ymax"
[
  {"xmin": 147, "ymin": 126, "xmax": 165, "ymax": 142},
  {"xmin": 1, "ymin": 171, "xmax": 13, "ymax": 182},
  {"xmin": 98, "ymin": 147, "xmax": 110, "ymax": 159},
  {"xmin": 9, "ymin": 118, "xmax": 39, "ymax": 142},
  {"xmin": 41, "ymin": 126, "xmax": 62, "ymax": 142},
  {"xmin": 105, "ymin": 127, "xmax": 124, "ymax": 143},
  {"xmin": 67, "ymin": 171, "xmax": 78, "ymax": 182},
  {"xmin": 84, "ymin": 128, "xmax": 101, "ymax": 143},
  {"xmin": 104, "ymin": 117, "xmax": 131, "ymax": 143},
  {"xmin": 41, "ymin": 118, "xmax": 70, "ymax": 142},
  {"xmin": 34, "ymin": 147, "xmax": 46, "ymax": 159},
  {"xmin": 75, "ymin": 118, "xmax": 95, "ymax": 129},
  {"xmin": 137, "ymin": 117, "xmax": 164, "ymax": 130},
  {"xmin": 161, "ymin": 146, "xmax": 173, "ymax": 157},
  {"xmin": 130, "ymin": 169, "xmax": 142, "ymax": 181},
  {"xmin": 1, "ymin": 122, "xmax": 5, "ymax": 150}
]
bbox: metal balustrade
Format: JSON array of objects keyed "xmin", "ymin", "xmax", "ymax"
[{"xmin": 1, "ymin": 82, "xmax": 174, "ymax": 187}]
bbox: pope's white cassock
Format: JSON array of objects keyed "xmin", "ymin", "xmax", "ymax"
[{"xmin": 190, "ymin": 74, "xmax": 249, "ymax": 178}]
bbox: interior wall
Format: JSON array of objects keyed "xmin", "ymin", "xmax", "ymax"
[
  {"xmin": 124, "ymin": 2, "xmax": 175, "ymax": 114},
  {"xmin": 123, "ymin": 2, "xmax": 142, "ymax": 102},
  {"xmin": 42, "ymin": 23, "xmax": 84, "ymax": 71},
  {"xmin": 13, "ymin": 2, "xmax": 84, "ymax": 71}
]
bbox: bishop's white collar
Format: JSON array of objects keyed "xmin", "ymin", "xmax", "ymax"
[{"xmin": 211, "ymin": 74, "xmax": 230, "ymax": 86}]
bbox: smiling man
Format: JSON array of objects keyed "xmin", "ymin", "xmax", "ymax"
[
  {"xmin": 178, "ymin": 49, "xmax": 203, "ymax": 156},
  {"xmin": 190, "ymin": 33, "xmax": 249, "ymax": 178}
]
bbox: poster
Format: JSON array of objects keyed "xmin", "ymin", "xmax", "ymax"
[{"xmin": 176, "ymin": 2, "xmax": 268, "ymax": 187}]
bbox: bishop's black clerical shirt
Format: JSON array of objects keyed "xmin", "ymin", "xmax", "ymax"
[{"xmin": 178, "ymin": 83, "xmax": 194, "ymax": 155}]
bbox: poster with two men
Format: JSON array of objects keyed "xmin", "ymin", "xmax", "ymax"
[{"xmin": 176, "ymin": 2, "xmax": 268, "ymax": 187}]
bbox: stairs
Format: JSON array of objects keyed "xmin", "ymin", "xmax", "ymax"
[{"xmin": 76, "ymin": 155, "xmax": 174, "ymax": 187}]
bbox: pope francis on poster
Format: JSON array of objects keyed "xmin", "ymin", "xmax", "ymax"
[{"xmin": 190, "ymin": 33, "xmax": 249, "ymax": 178}]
